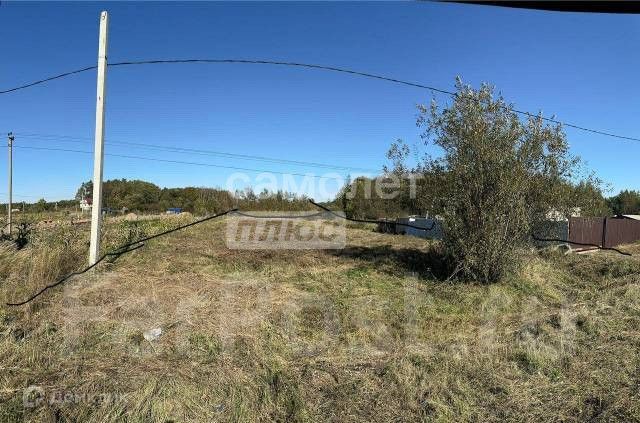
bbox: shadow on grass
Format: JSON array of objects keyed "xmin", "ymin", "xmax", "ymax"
[{"xmin": 325, "ymin": 244, "xmax": 454, "ymax": 280}]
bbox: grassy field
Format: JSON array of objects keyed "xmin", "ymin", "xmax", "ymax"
[{"xmin": 1, "ymin": 216, "xmax": 639, "ymax": 422}]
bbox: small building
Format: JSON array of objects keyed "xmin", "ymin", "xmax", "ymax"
[
  {"xmin": 533, "ymin": 208, "xmax": 581, "ymax": 246},
  {"xmin": 396, "ymin": 216, "xmax": 443, "ymax": 240},
  {"xmin": 546, "ymin": 207, "xmax": 581, "ymax": 222},
  {"xmin": 166, "ymin": 207, "xmax": 182, "ymax": 214},
  {"xmin": 379, "ymin": 216, "xmax": 443, "ymax": 240},
  {"xmin": 80, "ymin": 198, "xmax": 92, "ymax": 213}
]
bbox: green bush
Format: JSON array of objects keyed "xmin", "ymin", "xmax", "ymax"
[{"xmin": 412, "ymin": 80, "xmax": 577, "ymax": 282}]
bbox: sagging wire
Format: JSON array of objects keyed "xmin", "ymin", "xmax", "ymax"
[
  {"xmin": 309, "ymin": 200, "xmax": 632, "ymax": 256},
  {"xmin": 1, "ymin": 59, "xmax": 639, "ymax": 143},
  {"xmin": 308, "ymin": 200, "xmax": 437, "ymax": 231},
  {"xmin": 7, "ymin": 205, "xmax": 633, "ymax": 306},
  {"xmin": 6, "ymin": 208, "xmax": 237, "ymax": 306},
  {"xmin": 530, "ymin": 236, "xmax": 632, "ymax": 256}
]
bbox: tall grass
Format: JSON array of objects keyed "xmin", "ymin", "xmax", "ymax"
[
  {"xmin": 0, "ymin": 218, "xmax": 639, "ymax": 421},
  {"xmin": 0, "ymin": 215, "xmax": 193, "ymax": 307}
]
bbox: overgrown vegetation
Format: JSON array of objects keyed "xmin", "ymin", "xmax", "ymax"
[
  {"xmin": 377, "ymin": 81, "xmax": 615, "ymax": 282},
  {"xmin": 0, "ymin": 217, "xmax": 638, "ymax": 421},
  {"xmin": 607, "ymin": 189, "xmax": 640, "ymax": 215},
  {"xmin": 1, "ymin": 77, "xmax": 637, "ymax": 420},
  {"xmin": 335, "ymin": 175, "xmax": 421, "ymax": 219}
]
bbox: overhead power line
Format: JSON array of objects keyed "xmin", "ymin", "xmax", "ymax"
[
  {"xmin": 1, "ymin": 58, "xmax": 638, "ymax": 143},
  {"xmin": 13, "ymin": 132, "xmax": 380, "ymax": 173},
  {"xmin": 0, "ymin": 65, "xmax": 98, "ymax": 95},
  {"xmin": 0, "ymin": 192, "xmax": 46, "ymax": 199},
  {"xmin": 13, "ymin": 145, "xmax": 350, "ymax": 181}
]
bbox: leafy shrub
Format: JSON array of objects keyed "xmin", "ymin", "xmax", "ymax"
[
  {"xmin": 415, "ymin": 81, "xmax": 577, "ymax": 282},
  {"xmin": 14, "ymin": 223, "xmax": 31, "ymax": 250},
  {"xmin": 0, "ymin": 222, "xmax": 32, "ymax": 250}
]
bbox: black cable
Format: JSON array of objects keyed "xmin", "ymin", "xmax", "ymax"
[
  {"xmin": 109, "ymin": 59, "xmax": 456, "ymax": 95},
  {"xmin": 2, "ymin": 58, "xmax": 639, "ymax": 143},
  {"xmin": 0, "ymin": 65, "xmax": 97, "ymax": 95},
  {"xmin": 5, "ymin": 243, "xmax": 146, "ymax": 307},
  {"xmin": 0, "ymin": 59, "xmax": 448, "ymax": 96},
  {"xmin": 13, "ymin": 145, "xmax": 349, "ymax": 180},
  {"xmin": 12, "ymin": 132, "xmax": 381, "ymax": 159},
  {"xmin": 309, "ymin": 199, "xmax": 437, "ymax": 231},
  {"xmin": 309, "ymin": 200, "xmax": 632, "ymax": 256},
  {"xmin": 14, "ymin": 132, "xmax": 380, "ymax": 173},
  {"xmin": 6, "ymin": 208, "xmax": 237, "ymax": 306},
  {"xmin": 6, "ymin": 203, "xmax": 632, "ymax": 306},
  {"xmin": 6, "ymin": 204, "xmax": 433, "ymax": 306},
  {"xmin": 0, "ymin": 192, "xmax": 43, "ymax": 199},
  {"xmin": 232, "ymin": 210, "xmax": 328, "ymax": 219},
  {"xmin": 508, "ymin": 109, "xmax": 640, "ymax": 143},
  {"xmin": 530, "ymin": 235, "xmax": 632, "ymax": 256}
]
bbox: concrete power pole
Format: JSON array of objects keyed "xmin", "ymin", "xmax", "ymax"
[
  {"xmin": 7, "ymin": 132, "xmax": 14, "ymax": 236},
  {"xmin": 89, "ymin": 11, "xmax": 109, "ymax": 265}
]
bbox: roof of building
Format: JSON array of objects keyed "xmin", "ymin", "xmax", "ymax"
[{"xmin": 621, "ymin": 214, "xmax": 640, "ymax": 221}]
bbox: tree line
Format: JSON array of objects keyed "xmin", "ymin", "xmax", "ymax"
[
  {"xmin": 4, "ymin": 172, "xmax": 637, "ymax": 219},
  {"xmin": 333, "ymin": 175, "xmax": 639, "ymax": 220},
  {"xmin": 72, "ymin": 179, "xmax": 313, "ymax": 214}
]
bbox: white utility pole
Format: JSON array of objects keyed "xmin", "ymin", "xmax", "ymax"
[
  {"xmin": 89, "ymin": 11, "xmax": 109, "ymax": 265},
  {"xmin": 7, "ymin": 132, "xmax": 14, "ymax": 236}
]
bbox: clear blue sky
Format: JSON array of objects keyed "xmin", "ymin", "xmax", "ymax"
[{"xmin": 1, "ymin": 2, "xmax": 639, "ymax": 202}]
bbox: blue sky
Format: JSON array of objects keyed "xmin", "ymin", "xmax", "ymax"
[{"xmin": 1, "ymin": 1, "xmax": 639, "ymax": 202}]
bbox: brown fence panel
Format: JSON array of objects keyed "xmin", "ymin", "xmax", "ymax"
[
  {"xmin": 604, "ymin": 218, "xmax": 640, "ymax": 248},
  {"xmin": 569, "ymin": 217, "xmax": 604, "ymax": 248}
]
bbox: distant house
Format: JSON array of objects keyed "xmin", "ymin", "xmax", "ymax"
[
  {"xmin": 377, "ymin": 216, "xmax": 443, "ymax": 240},
  {"xmin": 80, "ymin": 198, "xmax": 92, "ymax": 213},
  {"xmin": 396, "ymin": 216, "xmax": 443, "ymax": 240},
  {"xmin": 546, "ymin": 207, "xmax": 581, "ymax": 222},
  {"xmin": 532, "ymin": 208, "xmax": 582, "ymax": 246}
]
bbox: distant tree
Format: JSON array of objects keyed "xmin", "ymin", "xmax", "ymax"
[
  {"xmin": 107, "ymin": 179, "xmax": 161, "ymax": 212},
  {"xmin": 73, "ymin": 179, "xmax": 312, "ymax": 214},
  {"xmin": 340, "ymin": 175, "xmax": 351, "ymax": 216},
  {"xmin": 334, "ymin": 173, "xmax": 425, "ymax": 220},
  {"xmin": 565, "ymin": 179, "xmax": 611, "ymax": 217},
  {"xmin": 75, "ymin": 181, "xmax": 93, "ymax": 200},
  {"xmin": 608, "ymin": 190, "xmax": 640, "ymax": 215},
  {"xmin": 34, "ymin": 198, "xmax": 48, "ymax": 213}
]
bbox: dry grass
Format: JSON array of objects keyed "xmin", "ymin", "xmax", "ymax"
[{"xmin": 1, "ymin": 216, "xmax": 639, "ymax": 422}]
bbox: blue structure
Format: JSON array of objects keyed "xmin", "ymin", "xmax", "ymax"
[
  {"xmin": 395, "ymin": 217, "xmax": 443, "ymax": 240},
  {"xmin": 166, "ymin": 207, "xmax": 182, "ymax": 214}
]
